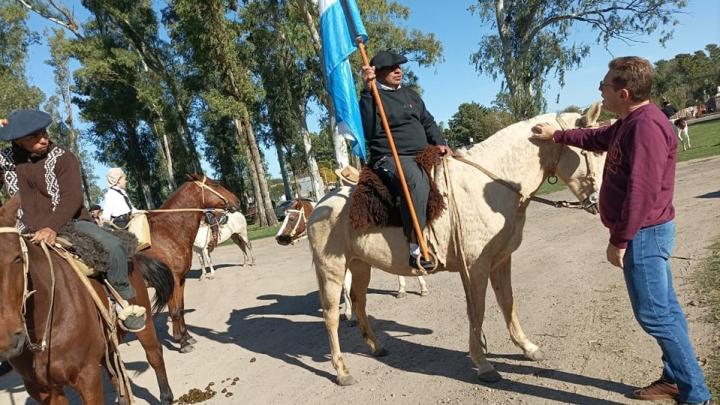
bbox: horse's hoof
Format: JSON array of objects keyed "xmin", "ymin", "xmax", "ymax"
[
  {"xmin": 420, "ymin": 290, "xmax": 429, "ymax": 297},
  {"xmin": 184, "ymin": 336, "xmax": 198, "ymax": 345},
  {"xmin": 372, "ymin": 347, "xmax": 388, "ymax": 357},
  {"xmin": 396, "ymin": 292, "xmax": 407, "ymax": 299},
  {"xmin": 180, "ymin": 344, "xmax": 195, "ymax": 354},
  {"xmin": 524, "ymin": 348, "xmax": 545, "ymax": 361},
  {"xmin": 337, "ymin": 374, "xmax": 357, "ymax": 386},
  {"xmin": 477, "ymin": 369, "xmax": 502, "ymax": 383}
]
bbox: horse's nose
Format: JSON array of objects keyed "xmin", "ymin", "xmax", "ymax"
[{"xmin": 0, "ymin": 330, "xmax": 25, "ymax": 360}]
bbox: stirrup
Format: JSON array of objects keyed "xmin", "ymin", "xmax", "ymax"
[
  {"xmin": 117, "ymin": 305, "xmax": 147, "ymax": 333},
  {"xmin": 409, "ymin": 251, "xmax": 438, "ymax": 274}
]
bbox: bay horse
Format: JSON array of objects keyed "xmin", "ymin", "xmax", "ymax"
[
  {"xmin": 307, "ymin": 104, "xmax": 606, "ymax": 385},
  {"xmin": 193, "ymin": 211, "xmax": 255, "ymax": 280},
  {"xmin": 143, "ymin": 174, "xmax": 241, "ymax": 353},
  {"xmin": 0, "ymin": 195, "xmax": 175, "ymax": 404}
]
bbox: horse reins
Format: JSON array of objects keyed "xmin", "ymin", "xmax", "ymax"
[{"xmin": 0, "ymin": 227, "xmax": 56, "ymax": 353}]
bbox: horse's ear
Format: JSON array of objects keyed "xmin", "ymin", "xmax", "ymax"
[
  {"xmin": 585, "ymin": 101, "xmax": 602, "ymax": 127},
  {"xmin": 0, "ymin": 195, "xmax": 21, "ymax": 225}
]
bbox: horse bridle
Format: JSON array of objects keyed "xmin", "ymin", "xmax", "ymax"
[
  {"xmin": 452, "ymin": 114, "xmax": 600, "ymax": 213},
  {"xmin": 550, "ymin": 114, "xmax": 600, "ymax": 213},
  {"xmin": 0, "ymin": 227, "xmax": 55, "ymax": 353},
  {"xmin": 282, "ymin": 207, "xmax": 307, "ymax": 242},
  {"xmin": 194, "ymin": 176, "xmax": 233, "ymax": 211}
]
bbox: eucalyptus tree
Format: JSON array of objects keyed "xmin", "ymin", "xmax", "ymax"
[
  {"xmin": 165, "ymin": 0, "xmax": 278, "ymax": 226},
  {"xmin": 244, "ymin": 0, "xmax": 327, "ymax": 201},
  {"xmin": 469, "ymin": 0, "xmax": 687, "ymax": 120},
  {"xmin": 0, "ymin": 2, "xmax": 44, "ymax": 115}
]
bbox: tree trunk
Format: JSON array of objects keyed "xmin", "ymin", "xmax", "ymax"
[
  {"xmin": 241, "ymin": 116, "xmax": 277, "ymax": 226},
  {"xmin": 275, "ymin": 140, "xmax": 293, "ymax": 201},
  {"xmin": 232, "ymin": 118, "xmax": 266, "ymax": 225},
  {"xmin": 300, "ymin": 115, "xmax": 325, "ymax": 200}
]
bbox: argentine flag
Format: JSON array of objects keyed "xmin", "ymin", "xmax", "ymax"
[{"xmin": 319, "ymin": 0, "xmax": 367, "ymax": 160}]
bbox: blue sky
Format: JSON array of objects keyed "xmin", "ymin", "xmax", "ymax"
[{"xmin": 23, "ymin": 0, "xmax": 720, "ymax": 183}]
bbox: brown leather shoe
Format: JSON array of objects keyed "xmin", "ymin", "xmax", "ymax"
[{"xmin": 632, "ymin": 377, "xmax": 679, "ymax": 400}]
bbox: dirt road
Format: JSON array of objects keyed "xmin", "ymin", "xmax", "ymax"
[{"xmin": 2, "ymin": 156, "xmax": 719, "ymax": 404}]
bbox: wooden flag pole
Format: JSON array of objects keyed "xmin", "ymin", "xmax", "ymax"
[{"xmin": 355, "ymin": 39, "xmax": 429, "ymax": 262}]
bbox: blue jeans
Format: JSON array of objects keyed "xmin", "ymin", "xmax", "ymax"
[{"xmin": 623, "ymin": 220, "xmax": 711, "ymax": 404}]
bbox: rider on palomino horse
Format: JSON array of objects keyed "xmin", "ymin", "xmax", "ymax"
[
  {"xmin": 0, "ymin": 110, "xmax": 146, "ymax": 332},
  {"xmin": 360, "ymin": 50, "xmax": 450, "ymax": 270}
]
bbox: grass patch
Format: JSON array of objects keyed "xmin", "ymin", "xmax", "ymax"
[
  {"xmin": 678, "ymin": 118, "xmax": 720, "ymax": 162},
  {"xmin": 537, "ymin": 118, "xmax": 720, "ymax": 195},
  {"xmin": 247, "ymin": 223, "xmax": 281, "ymax": 241},
  {"xmin": 697, "ymin": 239, "xmax": 720, "ymax": 399}
]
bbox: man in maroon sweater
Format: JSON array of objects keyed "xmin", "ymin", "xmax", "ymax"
[{"xmin": 532, "ymin": 57, "xmax": 710, "ymax": 405}]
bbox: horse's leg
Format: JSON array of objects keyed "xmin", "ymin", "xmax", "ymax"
[
  {"xmin": 203, "ymin": 248, "xmax": 215, "ymax": 279},
  {"xmin": 342, "ymin": 270, "xmax": 354, "ymax": 324},
  {"xmin": 418, "ymin": 276, "xmax": 429, "ymax": 297},
  {"xmin": 135, "ymin": 318, "xmax": 174, "ymax": 404},
  {"xmin": 349, "ymin": 260, "xmax": 386, "ymax": 356},
  {"xmin": 24, "ymin": 382, "xmax": 52, "ymax": 404},
  {"xmin": 396, "ymin": 276, "xmax": 407, "ymax": 298},
  {"xmin": 168, "ymin": 276, "xmax": 194, "ymax": 352},
  {"xmin": 196, "ymin": 250, "xmax": 207, "ymax": 281},
  {"xmin": 231, "ymin": 234, "xmax": 255, "ymax": 266},
  {"xmin": 75, "ymin": 365, "xmax": 105, "ymax": 404},
  {"xmin": 489, "ymin": 256, "xmax": 543, "ymax": 361},
  {"xmin": 316, "ymin": 257, "xmax": 355, "ymax": 386},
  {"xmin": 47, "ymin": 390, "xmax": 70, "ymax": 405},
  {"xmin": 463, "ymin": 262, "xmax": 499, "ymax": 382}
]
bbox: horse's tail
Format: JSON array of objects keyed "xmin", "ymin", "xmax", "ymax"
[
  {"xmin": 231, "ymin": 233, "xmax": 252, "ymax": 255},
  {"xmin": 133, "ymin": 254, "xmax": 174, "ymax": 314}
]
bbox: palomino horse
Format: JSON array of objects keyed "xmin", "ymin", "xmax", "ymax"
[
  {"xmin": 143, "ymin": 174, "xmax": 241, "ymax": 353},
  {"xmin": 307, "ymin": 104, "xmax": 606, "ymax": 385},
  {"xmin": 0, "ymin": 196, "xmax": 175, "ymax": 404},
  {"xmin": 276, "ymin": 198, "xmax": 429, "ymax": 321},
  {"xmin": 193, "ymin": 211, "xmax": 255, "ymax": 280}
]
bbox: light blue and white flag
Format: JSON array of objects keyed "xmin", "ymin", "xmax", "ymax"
[{"xmin": 319, "ymin": 0, "xmax": 367, "ymax": 160}]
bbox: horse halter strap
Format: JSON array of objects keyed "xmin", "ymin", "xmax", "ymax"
[
  {"xmin": 194, "ymin": 177, "xmax": 229, "ymax": 207},
  {"xmin": 0, "ymin": 227, "xmax": 55, "ymax": 353}
]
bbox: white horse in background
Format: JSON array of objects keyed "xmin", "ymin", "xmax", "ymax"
[
  {"xmin": 307, "ymin": 104, "xmax": 606, "ymax": 386},
  {"xmin": 341, "ymin": 272, "xmax": 428, "ymax": 321},
  {"xmin": 193, "ymin": 211, "xmax": 255, "ymax": 279}
]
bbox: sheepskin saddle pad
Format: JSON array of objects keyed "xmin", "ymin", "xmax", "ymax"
[
  {"xmin": 55, "ymin": 224, "xmax": 139, "ymax": 275},
  {"xmin": 349, "ymin": 146, "xmax": 446, "ymax": 230}
]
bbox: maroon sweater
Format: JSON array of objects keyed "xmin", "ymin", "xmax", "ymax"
[
  {"xmin": 0, "ymin": 143, "xmax": 91, "ymax": 232},
  {"xmin": 553, "ymin": 103, "xmax": 677, "ymax": 249}
]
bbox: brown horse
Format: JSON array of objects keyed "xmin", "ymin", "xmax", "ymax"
[
  {"xmin": 143, "ymin": 174, "xmax": 241, "ymax": 353},
  {"xmin": 0, "ymin": 195, "xmax": 175, "ymax": 404},
  {"xmin": 275, "ymin": 198, "xmax": 315, "ymax": 246}
]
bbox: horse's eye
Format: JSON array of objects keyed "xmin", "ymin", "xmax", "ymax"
[{"xmin": 14, "ymin": 255, "xmax": 23, "ymax": 264}]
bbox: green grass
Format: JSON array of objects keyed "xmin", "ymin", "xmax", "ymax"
[
  {"xmin": 537, "ymin": 118, "xmax": 720, "ymax": 195},
  {"xmin": 697, "ymin": 239, "xmax": 720, "ymax": 399},
  {"xmin": 216, "ymin": 223, "xmax": 282, "ymax": 246},
  {"xmin": 678, "ymin": 119, "xmax": 720, "ymax": 162},
  {"xmin": 247, "ymin": 223, "xmax": 281, "ymax": 241}
]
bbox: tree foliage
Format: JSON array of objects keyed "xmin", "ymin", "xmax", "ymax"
[
  {"xmin": 444, "ymin": 102, "xmax": 512, "ymax": 148},
  {"xmin": 653, "ymin": 44, "xmax": 720, "ymax": 108},
  {"xmin": 470, "ymin": 0, "xmax": 687, "ymax": 119}
]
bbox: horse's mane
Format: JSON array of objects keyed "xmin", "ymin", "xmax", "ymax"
[{"xmin": 459, "ymin": 112, "xmax": 580, "ymax": 159}]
